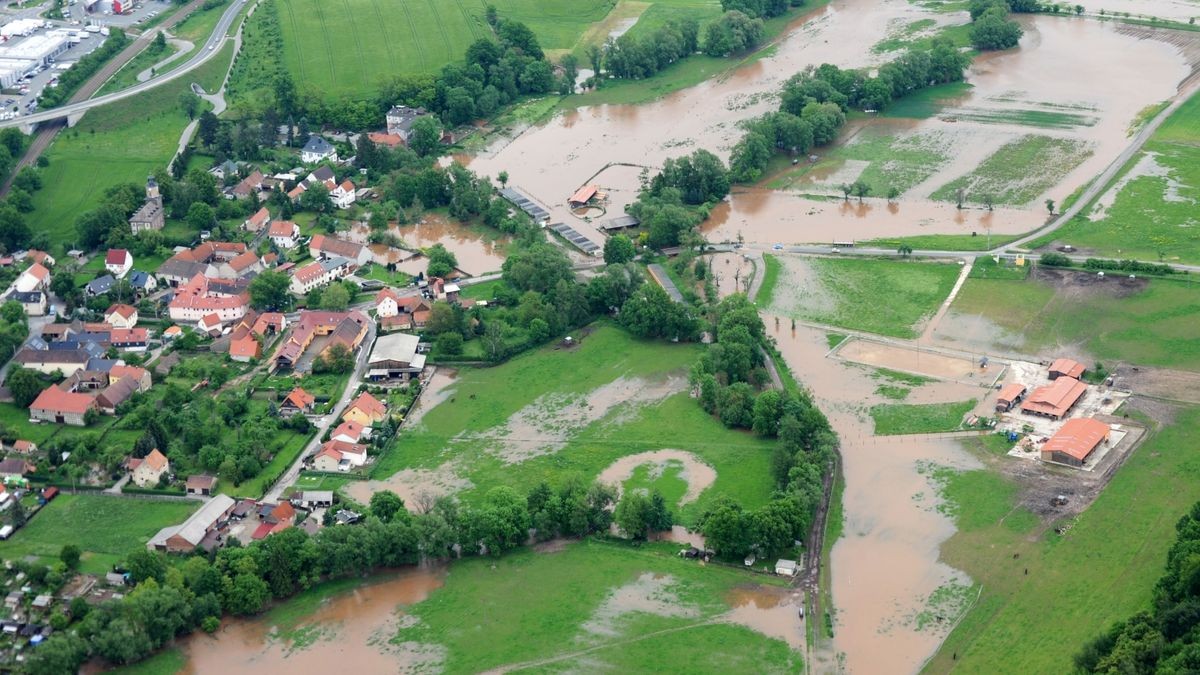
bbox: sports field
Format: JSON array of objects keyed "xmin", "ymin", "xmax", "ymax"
[{"xmin": 275, "ymin": 0, "xmax": 723, "ymax": 99}]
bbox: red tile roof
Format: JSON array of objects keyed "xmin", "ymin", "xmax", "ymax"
[
  {"xmin": 268, "ymin": 220, "xmax": 297, "ymax": 237},
  {"xmin": 228, "ymin": 251, "xmax": 260, "ymax": 272},
  {"xmin": 143, "ymin": 448, "xmax": 168, "ymax": 471},
  {"xmin": 1043, "ymin": 418, "xmax": 1109, "ymax": 462},
  {"xmin": 344, "ymin": 391, "xmax": 386, "ymax": 421},
  {"xmin": 331, "ymin": 420, "xmax": 364, "ymax": 442},
  {"xmin": 283, "ymin": 387, "xmax": 315, "ymax": 410},
  {"xmin": 105, "ymin": 249, "xmax": 129, "ymax": 265},
  {"xmin": 569, "ymin": 184, "xmax": 598, "ymax": 205},
  {"xmin": 368, "ymin": 132, "xmax": 404, "ymax": 147},
  {"xmin": 293, "ymin": 261, "xmax": 326, "ymax": 284},
  {"xmin": 1022, "ymin": 377, "xmax": 1087, "ymax": 418},
  {"xmin": 26, "ymin": 262, "xmax": 50, "ymax": 281},
  {"xmin": 30, "ymin": 386, "xmax": 96, "ymax": 415},
  {"xmin": 375, "ymin": 288, "xmax": 400, "ymax": 305},
  {"xmin": 1049, "ymin": 358, "xmax": 1086, "ymax": 379},
  {"xmin": 246, "ymin": 207, "xmax": 271, "ymax": 229},
  {"xmin": 106, "ymin": 304, "xmax": 137, "ymax": 320},
  {"xmin": 230, "ymin": 334, "xmax": 261, "ymax": 359}
]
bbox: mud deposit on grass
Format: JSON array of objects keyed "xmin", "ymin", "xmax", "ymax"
[
  {"xmin": 766, "ymin": 316, "xmax": 981, "ymax": 673},
  {"xmin": 582, "ymin": 572, "xmax": 701, "ymax": 638},
  {"xmin": 181, "ymin": 569, "xmax": 447, "ymax": 673},
  {"xmin": 597, "ymin": 449, "xmax": 718, "ymax": 504},
  {"xmin": 346, "ymin": 464, "xmax": 473, "ymax": 512},
  {"xmin": 405, "ymin": 368, "xmax": 458, "ymax": 427},
  {"xmin": 479, "ymin": 375, "xmax": 688, "ymax": 464},
  {"xmin": 837, "ymin": 338, "xmax": 995, "ymax": 383}
]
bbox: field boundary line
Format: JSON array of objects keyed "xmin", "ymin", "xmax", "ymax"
[{"xmin": 453, "ymin": 0, "xmax": 483, "ymax": 41}]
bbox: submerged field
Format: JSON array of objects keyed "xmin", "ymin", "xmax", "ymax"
[
  {"xmin": 937, "ymin": 267, "xmax": 1200, "ymax": 370},
  {"xmin": 179, "ymin": 539, "xmax": 803, "ymax": 671},
  {"xmin": 0, "ymin": 494, "xmax": 197, "ymax": 575},
  {"xmin": 760, "ymin": 255, "xmax": 961, "ymax": 338},
  {"xmin": 930, "ymin": 135, "xmax": 1094, "ymax": 207},
  {"xmin": 1035, "ymin": 90, "xmax": 1200, "ymax": 264},
  {"xmin": 928, "ymin": 406, "xmax": 1200, "ymax": 672},
  {"xmin": 361, "ymin": 323, "xmax": 776, "ymax": 524}
]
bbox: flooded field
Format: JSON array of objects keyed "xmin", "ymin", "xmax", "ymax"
[
  {"xmin": 836, "ymin": 337, "xmax": 1001, "ymax": 384},
  {"xmin": 466, "ymin": 4, "xmax": 1192, "ymax": 248},
  {"xmin": 348, "ymin": 214, "xmax": 508, "ymax": 277},
  {"xmin": 597, "ymin": 449, "xmax": 718, "ymax": 504},
  {"xmin": 180, "ymin": 569, "xmax": 447, "ymax": 673},
  {"xmin": 766, "ymin": 316, "xmax": 982, "ymax": 673}
]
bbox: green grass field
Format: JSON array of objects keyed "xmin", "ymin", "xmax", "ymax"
[
  {"xmin": 30, "ymin": 41, "xmax": 235, "ymax": 253},
  {"xmin": 0, "ymin": 494, "xmax": 198, "ymax": 574},
  {"xmin": 927, "ymin": 407, "xmax": 1200, "ymax": 672},
  {"xmin": 761, "ymin": 256, "xmax": 962, "ymax": 338},
  {"xmin": 931, "ymin": 135, "xmax": 1094, "ymax": 207},
  {"xmin": 948, "ymin": 270, "xmax": 1200, "ymax": 370},
  {"xmin": 1031, "ymin": 90, "xmax": 1200, "ymax": 264},
  {"xmin": 880, "ymin": 81, "xmax": 973, "ymax": 120},
  {"xmin": 869, "ymin": 399, "xmax": 975, "ymax": 435},
  {"xmin": 857, "ymin": 233, "xmax": 1020, "ymax": 252},
  {"xmin": 765, "ymin": 124, "xmax": 954, "ymax": 197},
  {"xmin": 371, "ymin": 323, "xmax": 777, "ymax": 524},
  {"xmin": 394, "ymin": 539, "xmax": 800, "ymax": 672}
]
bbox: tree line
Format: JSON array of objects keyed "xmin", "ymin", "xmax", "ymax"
[{"xmin": 1076, "ymin": 500, "xmax": 1200, "ymax": 672}]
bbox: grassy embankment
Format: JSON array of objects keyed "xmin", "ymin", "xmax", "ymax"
[
  {"xmin": 926, "ymin": 407, "xmax": 1200, "ymax": 673},
  {"xmin": 0, "ymin": 494, "xmax": 198, "ymax": 575},
  {"xmin": 759, "ymin": 256, "xmax": 961, "ymax": 339},
  {"xmin": 29, "ymin": 41, "xmax": 236, "ymax": 252},
  {"xmin": 370, "ymin": 323, "xmax": 777, "ymax": 524},
  {"xmin": 1029, "ymin": 87, "xmax": 1200, "ymax": 264},
  {"xmin": 948, "ymin": 270, "xmax": 1200, "ymax": 370}
]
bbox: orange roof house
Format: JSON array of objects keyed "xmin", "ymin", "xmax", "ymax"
[
  {"xmin": 1041, "ymin": 418, "xmax": 1110, "ymax": 467},
  {"xmin": 1021, "ymin": 377, "xmax": 1087, "ymax": 420},
  {"xmin": 330, "ymin": 419, "xmax": 364, "ymax": 443},
  {"xmin": 568, "ymin": 184, "xmax": 598, "ymax": 206},
  {"xmin": 342, "ymin": 391, "xmax": 387, "ymax": 425},
  {"xmin": 1049, "ymin": 358, "xmax": 1086, "ymax": 380},
  {"xmin": 229, "ymin": 333, "xmax": 262, "ymax": 362},
  {"xmin": 281, "ymin": 387, "xmax": 316, "ymax": 415}
]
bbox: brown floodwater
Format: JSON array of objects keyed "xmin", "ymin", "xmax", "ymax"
[
  {"xmin": 179, "ymin": 568, "xmax": 447, "ymax": 673},
  {"xmin": 596, "ymin": 449, "xmax": 718, "ymax": 504},
  {"xmin": 708, "ymin": 251, "xmax": 758, "ymax": 299},
  {"xmin": 349, "ymin": 214, "xmax": 508, "ymax": 276},
  {"xmin": 766, "ymin": 316, "xmax": 983, "ymax": 673},
  {"xmin": 466, "ymin": 8, "xmax": 1190, "ymax": 247},
  {"xmin": 724, "ymin": 586, "xmax": 806, "ymax": 650}
]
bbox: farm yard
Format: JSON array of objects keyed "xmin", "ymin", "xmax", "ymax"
[{"xmin": 355, "ymin": 324, "xmax": 777, "ymax": 524}]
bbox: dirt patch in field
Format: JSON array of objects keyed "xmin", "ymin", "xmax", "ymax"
[
  {"xmin": 837, "ymin": 337, "xmax": 997, "ymax": 384},
  {"xmin": 346, "ymin": 463, "xmax": 473, "ymax": 511},
  {"xmin": 1032, "ymin": 265, "xmax": 1150, "ymax": 298},
  {"xmin": 597, "ymin": 449, "xmax": 718, "ymax": 505},
  {"xmin": 761, "ymin": 255, "xmax": 836, "ymax": 315},
  {"xmin": 582, "ymin": 573, "xmax": 701, "ymax": 638},
  {"xmin": 480, "ymin": 375, "xmax": 688, "ymax": 464},
  {"xmin": 405, "ymin": 368, "xmax": 458, "ymax": 427}
]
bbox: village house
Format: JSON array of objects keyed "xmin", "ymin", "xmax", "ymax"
[
  {"xmin": 375, "ymin": 288, "xmax": 402, "ymax": 318},
  {"xmin": 127, "ymin": 448, "xmax": 169, "ymax": 487},
  {"xmin": 157, "ymin": 242, "xmax": 249, "ymax": 285},
  {"xmin": 301, "ymin": 135, "xmax": 338, "ymax": 164},
  {"xmin": 210, "ymin": 159, "xmax": 239, "ymax": 180},
  {"xmin": 97, "ymin": 376, "xmax": 141, "ymax": 414},
  {"xmin": 366, "ymin": 333, "xmax": 425, "ymax": 382},
  {"xmin": 168, "ymin": 273, "xmax": 250, "ymax": 323},
  {"xmin": 1049, "ymin": 358, "xmax": 1087, "ymax": 381},
  {"xmin": 128, "ymin": 270, "xmax": 157, "ymax": 296},
  {"xmin": 309, "ymin": 234, "xmax": 371, "ymax": 266},
  {"xmin": 244, "ymin": 206, "xmax": 271, "ymax": 232},
  {"xmin": 186, "ymin": 474, "xmax": 218, "ymax": 496},
  {"xmin": 198, "ymin": 313, "xmax": 225, "ymax": 335},
  {"xmin": 6, "ymin": 290, "xmax": 46, "ymax": 317},
  {"xmin": 13, "ymin": 346, "xmax": 98, "ymax": 375},
  {"xmin": 1021, "ymin": 377, "xmax": 1087, "ymax": 421},
  {"xmin": 330, "ymin": 420, "xmax": 365, "ymax": 444},
  {"xmin": 331, "ymin": 180, "xmax": 357, "ymax": 209},
  {"xmin": 252, "ymin": 501, "xmax": 296, "ymax": 540},
  {"xmin": 109, "ymin": 327, "xmax": 150, "ymax": 352},
  {"xmin": 10, "ymin": 440, "xmax": 37, "ymax": 455},
  {"xmin": 289, "ymin": 257, "xmax": 354, "ymax": 295},
  {"xmin": 85, "ymin": 274, "xmax": 116, "ymax": 297},
  {"xmin": 129, "ymin": 177, "xmax": 165, "ymax": 234},
  {"xmin": 306, "ymin": 165, "xmax": 335, "ymax": 186},
  {"xmin": 148, "ymin": 494, "xmax": 236, "ymax": 553},
  {"xmin": 385, "ymin": 105, "xmax": 427, "ymax": 141},
  {"xmin": 29, "ymin": 386, "xmax": 97, "ymax": 425},
  {"xmin": 26, "ymin": 250, "xmax": 54, "ymax": 267},
  {"xmin": 280, "ymin": 387, "xmax": 316, "ymax": 416},
  {"xmin": 273, "ymin": 310, "xmax": 369, "ymax": 371},
  {"xmin": 312, "ymin": 439, "xmax": 368, "ymax": 472},
  {"xmin": 231, "ymin": 170, "xmax": 265, "ymax": 199},
  {"xmin": 109, "ymin": 364, "xmax": 152, "ymax": 392},
  {"xmin": 13, "ymin": 262, "xmax": 49, "ymax": 293},
  {"xmin": 227, "ymin": 310, "xmax": 286, "ymax": 362},
  {"xmin": 287, "ymin": 182, "xmax": 307, "ymax": 202},
  {"xmin": 217, "ymin": 250, "xmax": 263, "ymax": 278},
  {"xmin": 104, "ymin": 304, "xmax": 138, "ymax": 329},
  {"xmin": 342, "ymin": 391, "xmax": 387, "ymax": 426},
  {"xmin": 367, "ymin": 131, "xmax": 404, "ymax": 148},
  {"xmin": 1041, "ymin": 417, "xmax": 1111, "ymax": 467},
  {"xmin": 104, "ymin": 249, "xmax": 133, "ymax": 279},
  {"xmin": 290, "ymin": 490, "xmax": 334, "ymax": 509},
  {"xmin": 268, "ymin": 220, "xmax": 300, "ymax": 249},
  {"xmin": 0, "ymin": 458, "xmax": 33, "ymax": 479}
]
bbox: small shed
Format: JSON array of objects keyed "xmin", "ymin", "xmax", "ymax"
[
  {"xmin": 31, "ymin": 595, "xmax": 52, "ymax": 610},
  {"xmin": 775, "ymin": 559, "xmax": 800, "ymax": 577},
  {"xmin": 995, "ymin": 383, "xmax": 1027, "ymax": 412},
  {"xmin": 185, "ymin": 474, "xmax": 218, "ymax": 496}
]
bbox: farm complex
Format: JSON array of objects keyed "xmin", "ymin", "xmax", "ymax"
[{"xmin": 0, "ymin": 0, "xmax": 1195, "ymax": 672}]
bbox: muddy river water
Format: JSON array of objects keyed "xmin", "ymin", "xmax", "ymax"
[{"xmin": 468, "ymin": 1, "xmax": 1190, "ymax": 246}]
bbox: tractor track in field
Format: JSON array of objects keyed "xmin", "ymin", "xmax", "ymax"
[
  {"xmin": 279, "ymin": 0, "xmax": 306, "ymax": 80},
  {"xmin": 339, "ymin": 0, "xmax": 370, "ymax": 90},
  {"xmin": 398, "ymin": 0, "xmax": 427, "ymax": 71},
  {"xmin": 424, "ymin": 0, "xmax": 457, "ymax": 64},
  {"xmin": 308, "ymin": 0, "xmax": 338, "ymax": 85},
  {"xmin": 453, "ymin": 0, "xmax": 483, "ymax": 41},
  {"xmin": 366, "ymin": 0, "xmax": 397, "ymax": 70}
]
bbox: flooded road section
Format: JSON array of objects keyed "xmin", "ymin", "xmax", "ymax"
[
  {"xmin": 766, "ymin": 316, "xmax": 984, "ymax": 673},
  {"xmin": 181, "ymin": 568, "xmax": 447, "ymax": 673},
  {"xmin": 468, "ymin": 6, "xmax": 1190, "ymax": 246}
]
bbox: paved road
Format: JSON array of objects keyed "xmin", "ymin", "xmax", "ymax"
[
  {"xmin": 0, "ymin": 0, "xmax": 246, "ymax": 131},
  {"xmin": 263, "ymin": 319, "xmax": 377, "ymax": 503}
]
